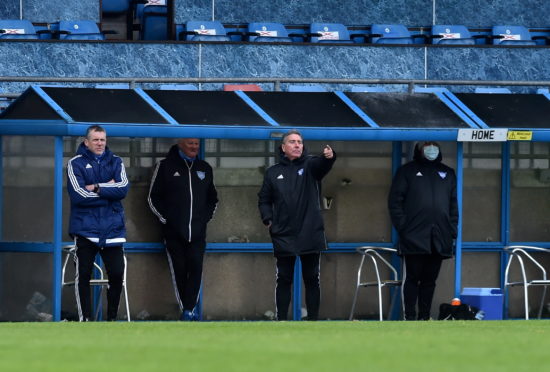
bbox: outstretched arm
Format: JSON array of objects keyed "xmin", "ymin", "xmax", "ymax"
[{"xmin": 309, "ymin": 145, "xmax": 336, "ymax": 180}]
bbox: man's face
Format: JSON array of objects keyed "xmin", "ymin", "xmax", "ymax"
[
  {"xmin": 178, "ymin": 138, "xmax": 200, "ymax": 158},
  {"xmin": 84, "ymin": 130, "xmax": 106, "ymax": 156},
  {"xmin": 281, "ymin": 134, "xmax": 303, "ymax": 161}
]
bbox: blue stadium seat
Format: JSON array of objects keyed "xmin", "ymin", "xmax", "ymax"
[
  {"xmin": 288, "ymin": 85, "xmax": 327, "ymax": 92},
  {"xmin": 0, "ymin": 20, "xmax": 39, "ymax": 39},
  {"xmin": 179, "ymin": 21, "xmax": 231, "ymax": 41},
  {"xmin": 370, "ymin": 24, "xmax": 414, "ymax": 44},
  {"xmin": 134, "ymin": 0, "xmax": 166, "ymax": 20},
  {"xmin": 491, "ymin": 25, "xmax": 536, "ymax": 45},
  {"xmin": 431, "ymin": 25, "xmax": 475, "ymax": 45},
  {"xmin": 474, "ymin": 87, "xmax": 512, "ymax": 94},
  {"xmin": 309, "ymin": 23, "xmax": 354, "ymax": 43},
  {"xmin": 95, "ymin": 83, "xmax": 130, "ymax": 89},
  {"xmin": 103, "ymin": 0, "xmax": 131, "ymax": 14},
  {"xmin": 370, "ymin": 24, "xmax": 412, "ymax": 44},
  {"xmin": 56, "ymin": 20, "xmax": 106, "ymax": 40},
  {"xmin": 159, "ymin": 84, "xmax": 198, "ymax": 91},
  {"xmin": 246, "ymin": 22, "xmax": 293, "ymax": 42},
  {"xmin": 140, "ymin": 4, "xmax": 168, "ymax": 40},
  {"xmin": 350, "ymin": 86, "xmax": 388, "ymax": 92}
]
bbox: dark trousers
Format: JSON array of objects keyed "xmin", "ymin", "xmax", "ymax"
[
  {"xmin": 165, "ymin": 237, "xmax": 206, "ymax": 312},
  {"xmin": 74, "ymin": 237, "xmax": 125, "ymax": 321},
  {"xmin": 402, "ymin": 254, "xmax": 443, "ymax": 320},
  {"xmin": 275, "ymin": 252, "xmax": 321, "ymax": 321}
]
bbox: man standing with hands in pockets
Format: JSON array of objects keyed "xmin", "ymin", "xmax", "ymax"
[
  {"xmin": 258, "ymin": 130, "xmax": 336, "ymax": 321},
  {"xmin": 148, "ymin": 138, "xmax": 218, "ymax": 321}
]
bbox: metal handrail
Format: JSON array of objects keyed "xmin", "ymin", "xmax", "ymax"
[{"xmin": 1, "ymin": 76, "xmax": 550, "ymax": 90}]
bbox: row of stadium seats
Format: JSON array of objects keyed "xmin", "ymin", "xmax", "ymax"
[
  {"xmin": 0, "ymin": 19, "xmax": 112, "ymax": 40},
  {"xmin": 4, "ymin": 16, "xmax": 548, "ymax": 46},
  {"xmin": 174, "ymin": 22, "xmax": 550, "ymax": 46}
]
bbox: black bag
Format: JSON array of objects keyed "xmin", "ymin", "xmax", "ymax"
[{"xmin": 438, "ymin": 303, "xmax": 484, "ymax": 320}]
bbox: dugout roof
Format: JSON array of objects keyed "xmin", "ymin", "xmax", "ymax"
[{"xmin": 1, "ymin": 86, "xmax": 550, "ymax": 141}]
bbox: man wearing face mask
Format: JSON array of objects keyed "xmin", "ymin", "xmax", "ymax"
[{"xmin": 388, "ymin": 141, "xmax": 458, "ymax": 321}]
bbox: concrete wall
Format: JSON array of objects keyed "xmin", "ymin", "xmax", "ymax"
[
  {"xmin": 0, "ymin": 0, "xmax": 100, "ymax": 23},
  {"xmin": 3, "ymin": 1, "xmax": 548, "ymax": 27},
  {"xmin": 2, "ymin": 42, "xmax": 550, "ymax": 95},
  {"xmin": 175, "ymin": 0, "xmax": 550, "ymax": 28}
]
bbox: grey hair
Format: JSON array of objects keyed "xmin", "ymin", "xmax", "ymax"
[{"xmin": 281, "ymin": 129, "xmax": 303, "ymax": 144}]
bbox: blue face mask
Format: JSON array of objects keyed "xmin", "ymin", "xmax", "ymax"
[{"xmin": 423, "ymin": 145, "xmax": 439, "ymax": 161}]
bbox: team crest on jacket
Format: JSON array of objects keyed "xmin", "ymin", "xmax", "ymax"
[
  {"xmin": 438, "ymin": 171, "xmax": 447, "ymax": 179},
  {"xmin": 298, "ymin": 168, "xmax": 304, "ymax": 176},
  {"xmin": 196, "ymin": 171, "xmax": 206, "ymax": 180}
]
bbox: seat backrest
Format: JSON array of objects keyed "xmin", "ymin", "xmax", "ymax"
[
  {"xmin": 350, "ymin": 86, "xmax": 388, "ymax": 92},
  {"xmin": 95, "ymin": 83, "xmax": 130, "ymax": 89},
  {"xmin": 184, "ymin": 20, "xmax": 230, "ymax": 41},
  {"xmin": 474, "ymin": 87, "xmax": 512, "ymax": 94},
  {"xmin": 140, "ymin": 5, "xmax": 168, "ymax": 40},
  {"xmin": 58, "ymin": 20, "xmax": 105, "ymax": 40},
  {"xmin": 0, "ymin": 19, "xmax": 39, "ymax": 40},
  {"xmin": 247, "ymin": 22, "xmax": 291, "ymax": 42},
  {"xmin": 492, "ymin": 25, "xmax": 536, "ymax": 45},
  {"xmin": 370, "ymin": 24, "xmax": 412, "ymax": 44},
  {"xmin": 309, "ymin": 23, "xmax": 351, "ymax": 43},
  {"xmin": 159, "ymin": 84, "xmax": 198, "ymax": 91},
  {"xmin": 431, "ymin": 25, "xmax": 475, "ymax": 45},
  {"xmin": 102, "ymin": 0, "xmax": 131, "ymax": 14},
  {"xmin": 288, "ymin": 85, "xmax": 327, "ymax": 92}
]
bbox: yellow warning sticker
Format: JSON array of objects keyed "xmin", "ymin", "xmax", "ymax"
[{"xmin": 507, "ymin": 131, "xmax": 532, "ymax": 141}]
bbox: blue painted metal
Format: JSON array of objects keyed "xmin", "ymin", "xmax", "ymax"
[
  {"xmin": 412, "ymin": 87, "xmax": 481, "ymax": 129},
  {"xmin": 134, "ymin": 88, "xmax": 179, "ymax": 125},
  {"xmin": 501, "ymin": 142, "xmax": 511, "ymax": 246},
  {"xmin": 0, "ymin": 136, "xmax": 2, "ymax": 313},
  {"xmin": 52, "ymin": 136, "xmax": 63, "ymax": 321},
  {"xmin": 501, "ymin": 142, "xmax": 511, "ymax": 318},
  {"xmin": 6, "ymin": 240, "xmax": 548, "ymax": 253},
  {"xmin": 454, "ymin": 142, "xmax": 464, "ymax": 298},
  {"xmin": 389, "ymin": 141, "xmax": 403, "ymax": 320},
  {"xmin": 32, "ymin": 86, "xmax": 75, "ymax": 123},
  {"xmin": 199, "ymin": 138, "xmax": 205, "ymax": 159},
  {"xmin": 433, "ymin": 91, "xmax": 482, "ymax": 129},
  {"xmin": 0, "ymin": 120, "xmax": 462, "ymax": 142},
  {"xmin": 0, "ymin": 136, "xmax": 3, "ymax": 240},
  {"xmin": 334, "ymin": 91, "xmax": 379, "ymax": 127},
  {"xmin": 292, "ymin": 257, "xmax": 302, "ymax": 320},
  {"xmin": 531, "ymin": 130, "xmax": 550, "ymax": 142},
  {"xmin": 234, "ymin": 91, "xmax": 279, "ymax": 126},
  {"xmin": 442, "ymin": 91, "xmax": 489, "ymax": 129}
]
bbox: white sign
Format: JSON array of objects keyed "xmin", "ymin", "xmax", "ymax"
[{"xmin": 457, "ymin": 129, "xmax": 508, "ymax": 142}]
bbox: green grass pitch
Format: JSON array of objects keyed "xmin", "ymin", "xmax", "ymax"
[{"xmin": 1, "ymin": 320, "xmax": 549, "ymax": 371}]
